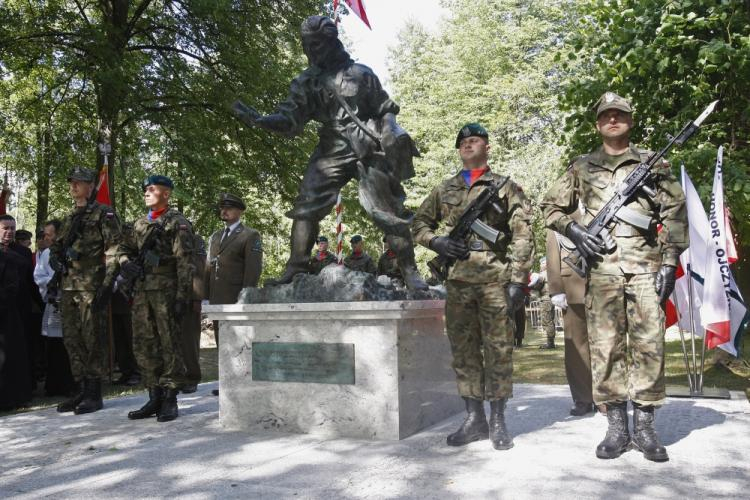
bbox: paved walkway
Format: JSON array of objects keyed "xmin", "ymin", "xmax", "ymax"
[{"xmin": 1, "ymin": 383, "xmax": 748, "ymax": 499}]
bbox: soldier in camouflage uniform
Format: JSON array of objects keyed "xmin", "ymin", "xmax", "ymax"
[
  {"xmin": 49, "ymin": 166, "xmax": 121, "ymax": 415},
  {"xmin": 377, "ymin": 236, "xmax": 403, "ymax": 281},
  {"xmin": 118, "ymin": 175, "xmax": 194, "ymax": 423},
  {"xmin": 541, "ymin": 92, "xmax": 688, "ymax": 461},
  {"xmin": 412, "ymin": 123, "xmax": 534, "ymax": 450},
  {"xmin": 309, "ymin": 236, "xmax": 337, "ymax": 274},
  {"xmin": 343, "ymin": 234, "xmax": 377, "ymax": 275},
  {"xmin": 530, "ymin": 257, "xmax": 556, "ymax": 349}
]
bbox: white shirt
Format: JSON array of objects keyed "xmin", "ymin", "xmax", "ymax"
[
  {"xmin": 221, "ymin": 220, "xmax": 241, "ymax": 242},
  {"xmin": 33, "ymin": 248, "xmax": 54, "ymax": 301}
]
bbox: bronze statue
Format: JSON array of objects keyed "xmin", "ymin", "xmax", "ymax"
[{"xmin": 232, "ymin": 15, "xmax": 427, "ymax": 290}]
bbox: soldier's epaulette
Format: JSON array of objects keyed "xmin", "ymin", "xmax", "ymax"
[{"xmin": 567, "ymin": 155, "xmax": 588, "ymax": 171}]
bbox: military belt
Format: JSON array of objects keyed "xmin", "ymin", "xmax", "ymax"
[
  {"xmin": 148, "ymin": 263, "xmax": 177, "ymax": 275},
  {"xmin": 69, "ymin": 257, "xmax": 104, "ymax": 267}
]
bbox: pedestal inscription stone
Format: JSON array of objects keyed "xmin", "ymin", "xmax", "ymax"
[
  {"xmin": 251, "ymin": 342, "xmax": 355, "ymax": 385},
  {"xmin": 203, "ymin": 300, "xmax": 463, "ymax": 440}
]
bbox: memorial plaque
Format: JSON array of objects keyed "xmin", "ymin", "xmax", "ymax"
[{"xmin": 252, "ymin": 342, "xmax": 355, "ymax": 385}]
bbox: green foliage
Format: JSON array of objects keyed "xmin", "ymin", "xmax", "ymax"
[
  {"xmin": 559, "ymin": 0, "xmax": 750, "ymax": 245},
  {"xmin": 0, "ymin": 0, "xmax": 326, "ymax": 277},
  {"xmin": 388, "ymin": 0, "xmax": 576, "ymax": 268}
]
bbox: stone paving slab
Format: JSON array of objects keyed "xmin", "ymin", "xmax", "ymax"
[{"xmin": 1, "ymin": 382, "xmax": 748, "ymax": 499}]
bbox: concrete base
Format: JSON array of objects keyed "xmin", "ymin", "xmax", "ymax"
[{"xmin": 203, "ymin": 300, "xmax": 462, "ymax": 440}]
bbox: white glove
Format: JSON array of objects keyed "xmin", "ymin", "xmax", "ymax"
[{"xmin": 551, "ymin": 293, "xmax": 568, "ymax": 310}]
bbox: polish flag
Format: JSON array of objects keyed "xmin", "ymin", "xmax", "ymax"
[
  {"xmin": 334, "ymin": 0, "xmax": 372, "ymax": 29},
  {"xmin": 701, "ymin": 147, "xmax": 732, "ymax": 347},
  {"xmin": 96, "ymin": 164, "xmax": 111, "ymax": 206},
  {"xmin": 669, "ymin": 160, "xmax": 748, "ymax": 356}
]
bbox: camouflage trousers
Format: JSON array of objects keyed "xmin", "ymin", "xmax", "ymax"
[
  {"xmin": 445, "ymin": 280, "xmax": 513, "ymax": 400},
  {"xmin": 131, "ymin": 288, "xmax": 186, "ymax": 389},
  {"xmin": 585, "ymin": 272, "xmax": 666, "ymax": 407},
  {"xmin": 60, "ymin": 290, "xmax": 107, "ymax": 380},
  {"xmin": 540, "ymin": 298, "xmax": 555, "ymax": 341}
]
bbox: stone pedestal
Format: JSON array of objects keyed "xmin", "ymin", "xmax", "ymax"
[{"xmin": 203, "ymin": 300, "xmax": 462, "ymax": 440}]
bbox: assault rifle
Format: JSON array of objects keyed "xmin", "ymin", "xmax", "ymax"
[
  {"xmin": 563, "ymin": 100, "xmax": 719, "ymax": 277},
  {"xmin": 427, "ymin": 177, "xmax": 510, "ymax": 282},
  {"xmin": 115, "ymin": 221, "xmax": 165, "ymax": 301}
]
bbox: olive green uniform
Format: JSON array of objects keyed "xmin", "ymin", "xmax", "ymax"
[
  {"xmin": 344, "ymin": 251, "xmax": 377, "ymax": 275},
  {"xmin": 50, "ymin": 202, "xmax": 121, "ymax": 381},
  {"xmin": 546, "ymin": 228, "xmax": 593, "ymax": 405},
  {"xmin": 412, "ymin": 169, "xmax": 534, "ymax": 400},
  {"xmin": 180, "ymin": 233, "xmax": 206, "ymax": 386},
  {"xmin": 309, "ymin": 250, "xmax": 337, "ymax": 275},
  {"xmin": 541, "ymin": 145, "xmax": 688, "ymax": 406},
  {"xmin": 377, "ymin": 250, "xmax": 402, "ymax": 280},
  {"xmin": 118, "ymin": 208, "xmax": 194, "ymax": 389}
]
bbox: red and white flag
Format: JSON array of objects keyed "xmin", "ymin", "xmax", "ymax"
[
  {"xmin": 701, "ymin": 146, "xmax": 733, "ymax": 347},
  {"xmin": 669, "ymin": 157, "xmax": 747, "ymax": 356},
  {"xmin": 96, "ymin": 164, "xmax": 111, "ymax": 206},
  {"xmin": 334, "ymin": 0, "xmax": 372, "ymax": 29}
]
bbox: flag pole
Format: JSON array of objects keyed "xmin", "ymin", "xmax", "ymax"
[
  {"xmin": 686, "ymin": 260, "xmax": 699, "ymax": 392},
  {"xmin": 672, "ymin": 298, "xmax": 695, "ymax": 392}
]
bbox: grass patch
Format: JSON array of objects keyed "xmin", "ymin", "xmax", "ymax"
[{"xmin": 514, "ymin": 328, "xmax": 750, "ymax": 395}]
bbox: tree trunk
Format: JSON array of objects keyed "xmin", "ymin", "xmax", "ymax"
[{"xmin": 35, "ymin": 126, "xmax": 51, "ymax": 231}]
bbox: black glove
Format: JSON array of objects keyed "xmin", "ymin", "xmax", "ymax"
[
  {"xmin": 506, "ymin": 282, "xmax": 526, "ymax": 316},
  {"xmin": 120, "ymin": 261, "xmax": 143, "ymax": 280},
  {"xmin": 173, "ymin": 300, "xmax": 190, "ymax": 318},
  {"xmin": 92, "ymin": 285, "xmax": 113, "ymax": 312},
  {"xmin": 430, "ymin": 236, "xmax": 469, "ymax": 260},
  {"xmin": 655, "ymin": 265, "xmax": 677, "ymax": 306},
  {"xmin": 566, "ymin": 222, "xmax": 603, "ymax": 259}
]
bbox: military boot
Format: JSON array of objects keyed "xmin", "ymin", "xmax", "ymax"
[
  {"xmin": 447, "ymin": 397, "xmax": 489, "ymax": 446},
  {"xmin": 157, "ymin": 387, "xmax": 179, "ymax": 422},
  {"xmin": 489, "ymin": 398, "xmax": 514, "ymax": 450},
  {"xmin": 128, "ymin": 386, "xmax": 164, "ymax": 419},
  {"xmin": 632, "ymin": 403, "xmax": 669, "ymax": 462},
  {"xmin": 595, "ymin": 401, "xmax": 630, "ymax": 459},
  {"xmin": 387, "ymin": 234, "xmax": 428, "ymax": 291},
  {"xmin": 56, "ymin": 380, "xmax": 84, "ymax": 413},
  {"xmin": 74, "ymin": 378, "xmax": 103, "ymax": 414},
  {"xmin": 265, "ymin": 220, "xmax": 317, "ymax": 286},
  {"xmin": 538, "ymin": 339, "xmax": 556, "ymax": 349}
]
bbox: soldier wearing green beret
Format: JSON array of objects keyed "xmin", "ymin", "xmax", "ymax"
[
  {"xmin": 49, "ymin": 166, "xmax": 122, "ymax": 415},
  {"xmin": 309, "ymin": 236, "xmax": 337, "ymax": 275},
  {"xmin": 541, "ymin": 92, "xmax": 688, "ymax": 461},
  {"xmin": 343, "ymin": 234, "xmax": 377, "ymax": 275},
  {"xmin": 412, "ymin": 123, "xmax": 535, "ymax": 451},
  {"xmin": 118, "ymin": 175, "xmax": 194, "ymax": 422},
  {"xmin": 377, "ymin": 236, "xmax": 403, "ymax": 281}
]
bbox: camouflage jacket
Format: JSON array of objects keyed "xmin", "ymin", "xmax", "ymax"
[
  {"xmin": 344, "ymin": 251, "xmax": 377, "ymax": 275},
  {"xmin": 117, "ymin": 208, "xmax": 194, "ymax": 301},
  {"xmin": 541, "ymin": 144, "xmax": 688, "ymax": 275},
  {"xmin": 412, "ymin": 168, "xmax": 535, "ymax": 284},
  {"xmin": 309, "ymin": 250, "xmax": 338, "ymax": 275},
  {"xmin": 377, "ymin": 251, "xmax": 402, "ymax": 279},
  {"xmin": 49, "ymin": 202, "xmax": 121, "ymax": 291}
]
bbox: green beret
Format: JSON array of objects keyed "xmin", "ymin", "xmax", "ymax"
[
  {"xmin": 142, "ymin": 175, "xmax": 174, "ymax": 191},
  {"xmin": 66, "ymin": 166, "xmax": 96, "ymax": 183},
  {"xmin": 455, "ymin": 123, "xmax": 489, "ymax": 148},
  {"xmin": 218, "ymin": 192, "xmax": 246, "ymax": 210},
  {"xmin": 317, "ymin": 235, "xmax": 329, "ymax": 243},
  {"xmin": 595, "ymin": 92, "xmax": 632, "ymax": 116},
  {"xmin": 350, "ymin": 234, "xmax": 363, "ymax": 244}
]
